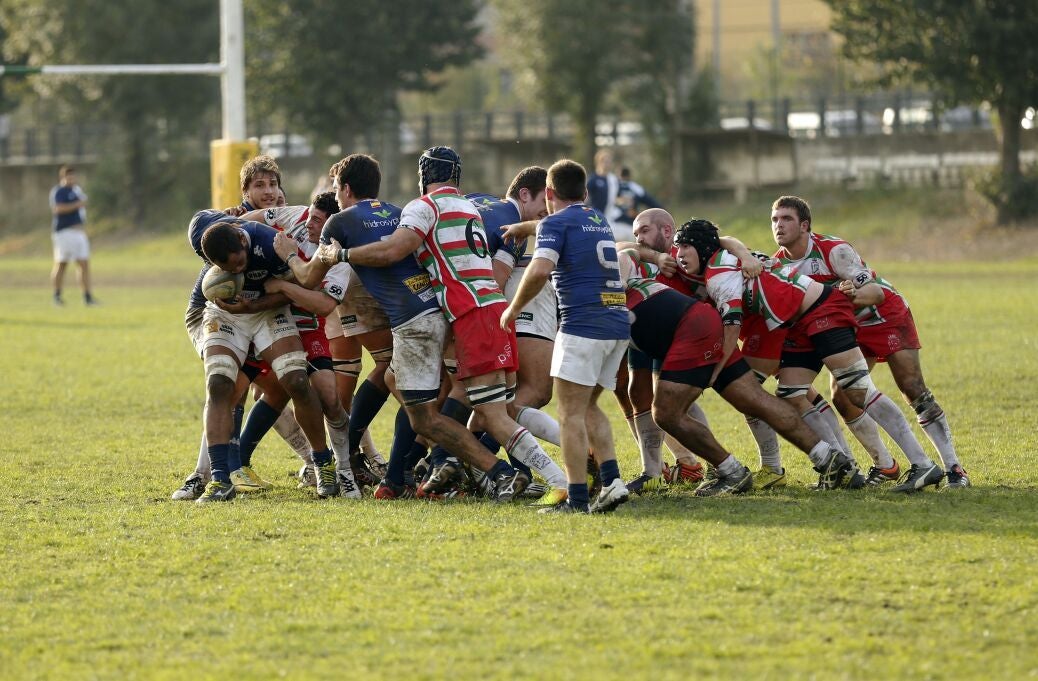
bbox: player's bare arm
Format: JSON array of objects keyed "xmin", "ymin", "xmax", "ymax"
[
  {"xmin": 718, "ymin": 236, "xmax": 764, "ymax": 279},
  {"xmin": 615, "ymin": 240, "xmax": 678, "ymax": 276},
  {"xmin": 500, "ymin": 257, "xmax": 553, "ymax": 330},
  {"xmin": 264, "ymin": 278, "xmax": 337, "ymax": 317},
  {"xmin": 328, "ymin": 229, "xmax": 423, "ymax": 268},
  {"xmin": 499, "ymin": 220, "xmax": 538, "ymax": 243}
]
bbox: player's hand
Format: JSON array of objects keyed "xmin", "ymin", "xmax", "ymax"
[
  {"xmin": 500, "ymin": 305, "xmax": 519, "ymax": 331},
  {"xmin": 273, "ymin": 232, "xmax": 296, "ymax": 261},
  {"xmin": 214, "ymin": 296, "xmax": 252, "ymax": 314},
  {"xmin": 500, "ymin": 221, "xmax": 535, "ymax": 243},
  {"xmin": 655, "ymin": 252, "xmax": 678, "ymax": 277},
  {"xmin": 317, "ymin": 238, "xmax": 342, "ymax": 266},
  {"xmin": 222, "ymin": 205, "xmax": 246, "ymax": 217},
  {"xmin": 740, "ymin": 257, "xmax": 764, "ymax": 279},
  {"xmin": 838, "ymin": 280, "xmax": 855, "ymax": 298}
]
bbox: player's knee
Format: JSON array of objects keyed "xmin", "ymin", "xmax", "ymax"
[
  {"xmin": 272, "ymin": 351, "xmax": 308, "ymax": 380},
  {"xmin": 651, "ymin": 402, "xmax": 681, "ymax": 432},
  {"xmin": 204, "ymin": 354, "xmax": 238, "ymax": 398}
]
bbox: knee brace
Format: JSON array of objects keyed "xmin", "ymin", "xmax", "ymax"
[
  {"xmin": 832, "ymin": 359, "xmax": 874, "ymax": 393},
  {"xmin": 271, "ymin": 350, "xmax": 308, "ymax": 379},
  {"xmin": 369, "ymin": 346, "xmax": 393, "ymax": 364},
  {"xmin": 466, "ymin": 382, "xmax": 507, "ymax": 406},
  {"xmin": 505, "ymin": 383, "xmax": 517, "ymax": 404},
  {"xmin": 776, "ymin": 383, "xmax": 811, "ymax": 399},
  {"xmin": 910, "ymin": 389, "xmax": 944, "ymax": 423},
  {"xmin": 204, "ymin": 354, "xmax": 239, "ymax": 383},
  {"xmin": 332, "ymin": 357, "xmax": 362, "ymax": 378}
]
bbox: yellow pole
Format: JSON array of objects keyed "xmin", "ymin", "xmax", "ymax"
[{"xmin": 210, "ymin": 138, "xmax": 258, "ymax": 209}]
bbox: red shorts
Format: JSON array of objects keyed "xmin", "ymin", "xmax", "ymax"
[
  {"xmin": 660, "ymin": 303, "xmax": 741, "ymax": 372},
  {"xmin": 740, "ymin": 314, "xmax": 788, "ymax": 361},
  {"xmin": 856, "ymin": 306, "xmax": 921, "ymax": 361},
  {"xmin": 300, "ymin": 327, "xmax": 331, "ymax": 361},
  {"xmin": 452, "ymin": 303, "xmax": 518, "ymax": 380},
  {"xmin": 785, "ymin": 291, "xmax": 858, "ymax": 351}
]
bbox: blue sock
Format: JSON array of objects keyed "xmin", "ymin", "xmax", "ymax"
[
  {"xmin": 208, "ymin": 444, "xmax": 231, "ymax": 484},
  {"xmin": 387, "ymin": 406, "xmax": 417, "ymax": 485},
  {"xmin": 429, "ymin": 445, "xmax": 452, "ymax": 467},
  {"xmin": 312, "ymin": 448, "xmax": 333, "ymax": 467},
  {"xmin": 348, "ymin": 380, "xmax": 390, "ymax": 453},
  {"xmin": 228, "ymin": 403, "xmax": 245, "ymax": 470},
  {"xmin": 568, "ymin": 483, "xmax": 590, "ymax": 509},
  {"xmin": 488, "ymin": 460, "xmax": 514, "ymax": 480},
  {"xmin": 406, "ymin": 442, "xmax": 429, "ymax": 478},
  {"xmin": 238, "ymin": 400, "xmax": 280, "ymax": 467},
  {"xmin": 440, "ymin": 397, "xmax": 472, "ymax": 425},
  {"xmin": 599, "ymin": 459, "xmax": 620, "ymax": 486}
]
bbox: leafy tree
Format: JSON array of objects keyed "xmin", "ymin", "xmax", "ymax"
[{"xmin": 823, "ymin": 0, "xmax": 1038, "ymax": 223}]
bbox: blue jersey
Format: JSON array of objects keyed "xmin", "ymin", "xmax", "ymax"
[
  {"xmin": 236, "ymin": 222, "xmax": 291, "ymax": 298},
  {"xmin": 321, "ymin": 199, "xmax": 439, "ymax": 328},
  {"xmin": 50, "ymin": 184, "xmax": 86, "ymax": 231},
  {"xmin": 534, "ymin": 204, "xmax": 628, "ymax": 340},
  {"xmin": 466, "ymin": 193, "xmax": 528, "ymax": 269},
  {"xmin": 186, "ymin": 211, "xmax": 249, "ymax": 310}
]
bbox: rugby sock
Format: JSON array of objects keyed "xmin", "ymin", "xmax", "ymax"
[
  {"xmin": 228, "ymin": 403, "xmax": 244, "ymax": 471},
  {"xmin": 194, "ymin": 430, "xmax": 209, "ymax": 477},
  {"xmin": 326, "ymin": 411, "xmax": 351, "ymax": 470},
  {"xmin": 624, "ymin": 415, "xmax": 638, "ymax": 442},
  {"xmin": 664, "ymin": 433, "xmax": 699, "ymax": 465},
  {"xmin": 717, "ymin": 454, "xmax": 743, "ymax": 476},
  {"xmin": 428, "ymin": 445, "xmax": 452, "ymax": 467},
  {"xmin": 406, "ymin": 441, "xmax": 429, "ymax": 474},
  {"xmin": 488, "ymin": 460, "xmax": 516, "ymax": 481},
  {"xmin": 387, "ymin": 406, "xmax": 417, "ymax": 485},
  {"xmin": 348, "ymin": 379, "xmax": 389, "ymax": 454},
  {"xmin": 311, "ymin": 447, "xmax": 333, "ymax": 467},
  {"xmin": 801, "ymin": 407, "xmax": 844, "ymax": 457},
  {"xmin": 504, "ymin": 428, "xmax": 566, "ymax": 489},
  {"xmin": 807, "ymin": 441, "xmax": 833, "ymax": 467},
  {"xmin": 360, "ymin": 429, "xmax": 386, "ymax": 466},
  {"xmin": 207, "ymin": 444, "xmax": 231, "ymax": 484},
  {"xmin": 441, "ymin": 397, "xmax": 472, "ymax": 426},
  {"xmin": 864, "ymin": 392, "xmax": 931, "ymax": 467},
  {"xmin": 273, "ymin": 408, "xmax": 313, "ymax": 465},
  {"xmin": 567, "ymin": 482, "xmax": 590, "ymax": 511},
  {"xmin": 515, "ymin": 406, "xmax": 561, "ymax": 446},
  {"xmin": 918, "ymin": 410, "xmax": 960, "ymax": 468},
  {"xmin": 746, "ymin": 416, "xmax": 783, "ymax": 472},
  {"xmin": 688, "ymin": 402, "xmax": 710, "ymax": 426},
  {"xmin": 813, "ymin": 395, "xmax": 854, "ymax": 460},
  {"xmin": 598, "ymin": 459, "xmax": 621, "ymax": 487},
  {"xmin": 481, "ymin": 431, "xmax": 533, "ymax": 477},
  {"xmin": 238, "ymin": 400, "xmax": 281, "ymax": 468},
  {"xmin": 633, "ymin": 411, "xmax": 665, "ymax": 477},
  {"xmin": 845, "ymin": 413, "xmax": 895, "ymax": 469}
]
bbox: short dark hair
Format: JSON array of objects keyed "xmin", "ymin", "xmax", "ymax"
[
  {"xmin": 240, "ymin": 155, "xmax": 282, "ymax": 195},
  {"xmin": 773, "ymin": 195, "xmax": 812, "ymax": 230},
  {"xmin": 546, "ymin": 159, "xmax": 587, "ymax": 202},
  {"xmin": 59, "ymin": 165, "xmax": 75, "ymax": 178},
  {"xmin": 506, "ymin": 166, "xmax": 547, "ymax": 200},
  {"xmin": 201, "ymin": 222, "xmax": 245, "ymax": 265},
  {"xmin": 329, "ymin": 154, "xmax": 381, "ymax": 199},
  {"xmin": 312, "ymin": 191, "xmax": 338, "ymax": 216}
]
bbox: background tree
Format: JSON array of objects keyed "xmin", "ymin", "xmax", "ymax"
[{"xmin": 823, "ymin": 0, "xmax": 1038, "ymax": 223}]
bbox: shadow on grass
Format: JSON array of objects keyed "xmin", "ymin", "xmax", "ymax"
[{"xmin": 617, "ymin": 485, "xmax": 1038, "ymax": 537}]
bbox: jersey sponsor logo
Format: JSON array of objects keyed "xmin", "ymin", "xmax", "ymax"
[
  {"xmin": 340, "ymin": 314, "xmax": 358, "ymax": 325},
  {"xmin": 600, "ymin": 292, "xmax": 626, "ymax": 307},
  {"xmin": 517, "ymin": 312, "xmax": 534, "ymax": 322},
  {"xmin": 362, "ymin": 218, "xmax": 397, "ymax": 229},
  {"xmin": 403, "ymin": 273, "xmax": 432, "ymax": 294},
  {"xmin": 246, "ymin": 270, "xmax": 268, "ymax": 280},
  {"xmin": 853, "ymin": 271, "xmax": 872, "ymax": 287},
  {"xmin": 589, "ymin": 214, "xmax": 603, "ymax": 225},
  {"xmin": 373, "ymin": 208, "xmax": 392, "ymax": 218},
  {"xmin": 273, "ymin": 313, "xmax": 290, "ymax": 327},
  {"xmin": 418, "ymin": 289, "xmax": 436, "ymax": 302},
  {"xmin": 253, "ymin": 245, "xmax": 264, "ymax": 257},
  {"xmin": 205, "ymin": 320, "xmax": 220, "ymax": 334},
  {"xmin": 265, "ymin": 208, "xmax": 277, "ymax": 222},
  {"xmin": 220, "ymin": 323, "xmax": 234, "ymax": 334},
  {"xmin": 326, "ymin": 284, "xmax": 344, "ymax": 298}
]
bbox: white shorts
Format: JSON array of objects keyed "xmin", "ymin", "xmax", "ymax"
[
  {"xmin": 611, "ymin": 222, "xmax": 635, "ymax": 244},
  {"xmin": 338, "ymin": 279, "xmax": 390, "ymax": 337},
  {"xmin": 52, "ymin": 228, "xmax": 90, "ymax": 262},
  {"xmin": 504, "ymin": 269, "xmax": 558, "ymax": 341},
  {"xmin": 550, "ymin": 332, "xmax": 629, "ymax": 390},
  {"xmin": 390, "ymin": 312, "xmax": 447, "ymax": 394},
  {"xmin": 324, "ymin": 310, "xmax": 344, "ymax": 340},
  {"xmin": 185, "ymin": 307, "xmax": 206, "ymax": 358},
  {"xmin": 201, "ymin": 302, "xmax": 299, "ymax": 364}
]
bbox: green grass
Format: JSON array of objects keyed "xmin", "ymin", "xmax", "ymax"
[{"xmin": 1, "ymin": 236, "xmax": 1037, "ymax": 680}]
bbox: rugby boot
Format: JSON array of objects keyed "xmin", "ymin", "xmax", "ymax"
[
  {"xmin": 890, "ymin": 461, "xmax": 944, "ymax": 493},
  {"xmin": 943, "ymin": 465, "xmax": 971, "ymax": 490},
  {"xmin": 694, "ymin": 465, "xmax": 752, "ymax": 497},
  {"xmin": 196, "ymin": 479, "xmax": 236, "ymax": 503},
  {"xmin": 590, "ymin": 478, "xmax": 631, "ymax": 513},
  {"xmin": 864, "ymin": 461, "xmax": 901, "ymax": 487}
]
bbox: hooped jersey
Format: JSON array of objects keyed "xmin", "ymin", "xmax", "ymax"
[
  {"xmin": 533, "ymin": 203, "xmax": 628, "ymax": 340},
  {"xmin": 322, "ymin": 199, "xmax": 439, "ymax": 329},
  {"xmin": 399, "ymin": 186, "xmax": 505, "ymax": 322},
  {"xmin": 774, "ymin": 232, "xmax": 907, "ymax": 327},
  {"xmin": 655, "ymin": 245, "xmax": 710, "ymax": 301},
  {"xmin": 703, "ymin": 249, "xmax": 814, "ymax": 331},
  {"xmin": 618, "ymin": 249, "xmax": 672, "ymax": 309},
  {"xmin": 260, "ymin": 205, "xmax": 349, "ymax": 332},
  {"xmin": 466, "ymin": 193, "xmax": 528, "ymax": 271}
]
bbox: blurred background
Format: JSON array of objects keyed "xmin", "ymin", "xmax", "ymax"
[{"xmin": 1, "ymin": 0, "xmax": 1036, "ymax": 245}]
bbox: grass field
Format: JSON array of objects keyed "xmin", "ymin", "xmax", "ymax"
[{"xmin": 2, "ymin": 232, "xmax": 1037, "ymax": 680}]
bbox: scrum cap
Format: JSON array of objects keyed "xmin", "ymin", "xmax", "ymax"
[
  {"xmin": 418, "ymin": 146, "xmax": 461, "ymax": 195},
  {"xmin": 673, "ymin": 218, "xmax": 722, "ymax": 274}
]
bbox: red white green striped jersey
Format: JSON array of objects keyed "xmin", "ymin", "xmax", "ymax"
[
  {"xmin": 655, "ymin": 245, "xmax": 709, "ymax": 300},
  {"xmin": 704, "ymin": 249, "xmax": 813, "ymax": 330},
  {"xmin": 618, "ymin": 249, "xmax": 671, "ymax": 308},
  {"xmin": 774, "ymin": 232, "xmax": 908, "ymax": 326},
  {"xmin": 399, "ymin": 186, "xmax": 505, "ymax": 322}
]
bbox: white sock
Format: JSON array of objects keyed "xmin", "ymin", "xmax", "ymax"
[
  {"xmin": 664, "ymin": 433, "xmax": 699, "ymax": 465},
  {"xmin": 846, "ymin": 413, "xmax": 895, "ymax": 469},
  {"xmin": 815, "ymin": 398, "xmax": 854, "ymax": 460},
  {"xmin": 807, "ymin": 441, "xmax": 832, "ymax": 467},
  {"xmin": 801, "ymin": 407, "xmax": 844, "ymax": 456},
  {"xmin": 361, "ymin": 428, "xmax": 386, "ymax": 465},
  {"xmin": 633, "ymin": 411, "xmax": 665, "ymax": 477},
  {"xmin": 194, "ymin": 430, "xmax": 210, "ymax": 477},
  {"xmin": 687, "ymin": 402, "xmax": 709, "ymax": 426},
  {"xmin": 864, "ymin": 392, "xmax": 931, "ymax": 467},
  {"xmin": 505, "ymin": 428, "xmax": 567, "ymax": 489},
  {"xmin": 326, "ymin": 412, "xmax": 351, "ymax": 470},
  {"xmin": 516, "ymin": 406, "xmax": 561, "ymax": 447},
  {"xmin": 717, "ymin": 454, "xmax": 743, "ymax": 476},
  {"xmin": 920, "ymin": 412, "xmax": 960, "ymax": 469},
  {"xmin": 745, "ymin": 416, "xmax": 782, "ymax": 472},
  {"xmin": 273, "ymin": 407, "xmax": 313, "ymax": 465}
]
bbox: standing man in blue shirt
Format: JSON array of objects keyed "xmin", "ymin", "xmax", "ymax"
[
  {"xmin": 49, "ymin": 165, "xmax": 96, "ymax": 306},
  {"xmin": 502, "ymin": 159, "xmax": 631, "ymax": 514}
]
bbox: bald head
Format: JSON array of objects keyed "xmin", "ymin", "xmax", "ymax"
[{"xmin": 633, "ymin": 208, "xmax": 677, "ymax": 252}]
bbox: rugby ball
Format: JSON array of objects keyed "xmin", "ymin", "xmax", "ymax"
[{"xmin": 202, "ymin": 266, "xmax": 244, "ymax": 302}]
